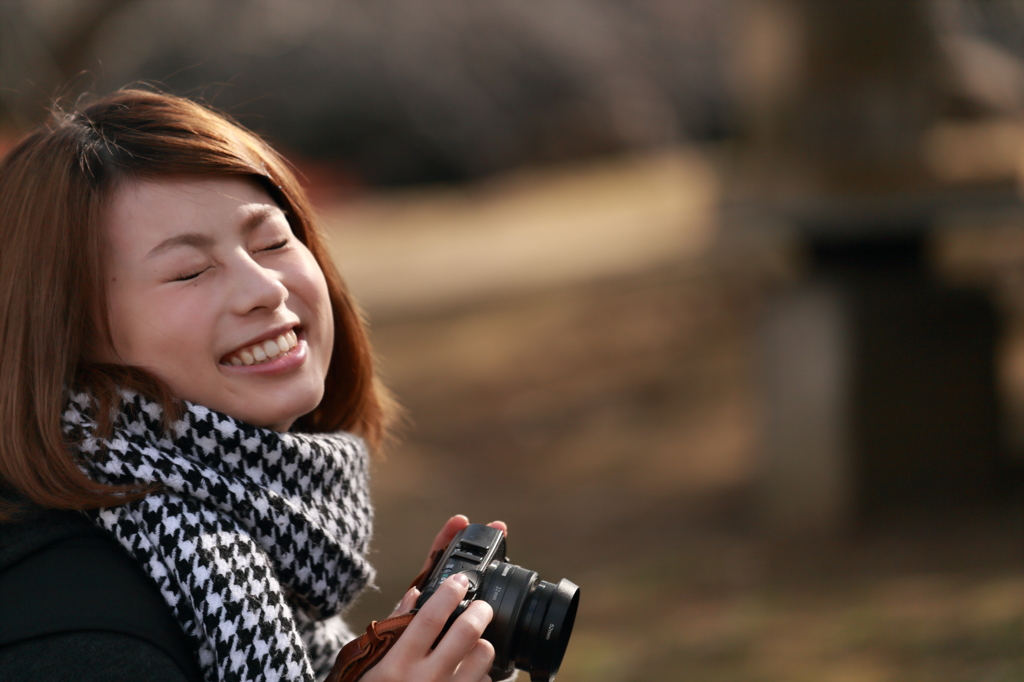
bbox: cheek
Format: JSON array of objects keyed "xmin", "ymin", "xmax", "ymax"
[
  {"xmin": 294, "ymin": 255, "xmax": 335, "ymax": 360},
  {"xmin": 317, "ymin": 279, "xmax": 335, "ymax": 360},
  {"xmin": 105, "ymin": 288, "xmax": 202, "ymax": 367},
  {"xmin": 319, "ymin": 289, "xmax": 336, "ymax": 372},
  {"xmin": 102, "ymin": 285, "xmax": 141, "ymax": 362}
]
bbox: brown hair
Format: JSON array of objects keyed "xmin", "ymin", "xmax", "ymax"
[{"xmin": 0, "ymin": 89, "xmax": 394, "ymax": 518}]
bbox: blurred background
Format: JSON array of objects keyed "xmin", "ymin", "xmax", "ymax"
[{"xmin": 3, "ymin": 0, "xmax": 1024, "ymax": 679}]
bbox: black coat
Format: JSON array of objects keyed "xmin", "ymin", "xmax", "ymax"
[{"xmin": 0, "ymin": 497, "xmax": 202, "ymax": 682}]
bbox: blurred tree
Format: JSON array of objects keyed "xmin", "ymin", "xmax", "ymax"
[
  {"xmin": 739, "ymin": 0, "xmax": 1017, "ymax": 532},
  {"xmin": 737, "ymin": 0, "xmax": 953, "ymax": 195},
  {"xmin": 0, "ymin": 0, "xmax": 732, "ymax": 185},
  {"xmin": 0, "ymin": 0, "xmax": 141, "ymax": 129}
]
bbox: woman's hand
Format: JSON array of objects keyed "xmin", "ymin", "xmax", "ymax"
[
  {"xmin": 387, "ymin": 515, "xmax": 509, "ymax": 618},
  {"xmin": 361, "ymin": 516, "xmax": 509, "ymax": 682},
  {"xmin": 361, "ymin": 572, "xmax": 496, "ymax": 682}
]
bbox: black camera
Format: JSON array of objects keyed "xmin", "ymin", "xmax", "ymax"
[{"xmin": 415, "ymin": 524, "xmax": 580, "ymax": 682}]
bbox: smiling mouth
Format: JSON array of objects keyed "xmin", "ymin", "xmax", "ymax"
[{"xmin": 222, "ymin": 329, "xmax": 299, "ymax": 366}]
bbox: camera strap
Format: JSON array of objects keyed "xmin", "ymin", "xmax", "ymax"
[{"xmin": 325, "ymin": 544, "xmax": 449, "ymax": 682}]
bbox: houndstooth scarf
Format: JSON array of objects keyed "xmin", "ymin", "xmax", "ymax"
[{"xmin": 62, "ymin": 390, "xmax": 374, "ymax": 682}]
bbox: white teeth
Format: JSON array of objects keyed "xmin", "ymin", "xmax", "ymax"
[{"xmin": 224, "ymin": 330, "xmax": 299, "ymax": 366}]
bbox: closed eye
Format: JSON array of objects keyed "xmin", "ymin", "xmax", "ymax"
[
  {"xmin": 172, "ymin": 267, "xmax": 209, "ymax": 282},
  {"xmin": 259, "ymin": 239, "xmax": 288, "ymax": 253}
]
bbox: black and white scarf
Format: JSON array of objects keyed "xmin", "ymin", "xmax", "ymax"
[{"xmin": 62, "ymin": 390, "xmax": 374, "ymax": 682}]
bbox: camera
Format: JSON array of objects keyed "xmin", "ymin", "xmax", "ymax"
[{"xmin": 415, "ymin": 523, "xmax": 580, "ymax": 682}]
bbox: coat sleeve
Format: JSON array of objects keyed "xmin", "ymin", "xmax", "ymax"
[{"xmin": 0, "ymin": 631, "xmax": 191, "ymax": 682}]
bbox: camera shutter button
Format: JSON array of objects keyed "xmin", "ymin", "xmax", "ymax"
[{"xmin": 460, "ymin": 570, "xmax": 481, "ymax": 592}]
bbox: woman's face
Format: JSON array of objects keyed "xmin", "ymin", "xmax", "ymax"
[{"xmin": 102, "ymin": 176, "xmax": 334, "ymax": 431}]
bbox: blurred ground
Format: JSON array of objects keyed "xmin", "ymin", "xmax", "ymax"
[{"xmin": 325, "ymin": 150, "xmax": 1024, "ymax": 681}]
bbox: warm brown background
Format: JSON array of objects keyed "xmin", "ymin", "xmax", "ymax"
[
  {"xmin": 331, "ymin": 154, "xmax": 1024, "ymax": 681},
  {"xmin": 4, "ymin": 2, "xmax": 1024, "ymax": 680}
]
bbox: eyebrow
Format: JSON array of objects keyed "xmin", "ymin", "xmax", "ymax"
[{"xmin": 144, "ymin": 205, "xmax": 281, "ymax": 260}]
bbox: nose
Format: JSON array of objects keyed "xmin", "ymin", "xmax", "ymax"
[{"xmin": 230, "ymin": 252, "xmax": 288, "ymax": 315}]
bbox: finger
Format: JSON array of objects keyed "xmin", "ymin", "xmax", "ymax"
[
  {"xmin": 485, "ymin": 520, "xmax": 508, "ymax": 537},
  {"xmin": 431, "ymin": 600, "xmax": 493, "ymax": 674},
  {"xmin": 422, "ymin": 515, "xmax": 471, "ymax": 574},
  {"xmin": 388, "ymin": 587, "xmax": 420, "ymax": 618},
  {"xmin": 396, "ymin": 572, "xmax": 471, "ymax": 658},
  {"xmin": 432, "ymin": 515, "xmax": 469, "ymax": 551},
  {"xmin": 453, "ymin": 639, "xmax": 496, "ymax": 682}
]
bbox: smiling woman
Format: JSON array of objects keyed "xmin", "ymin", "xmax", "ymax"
[
  {"xmin": 0, "ymin": 90, "xmax": 507, "ymax": 682},
  {"xmin": 101, "ymin": 177, "xmax": 334, "ymax": 432}
]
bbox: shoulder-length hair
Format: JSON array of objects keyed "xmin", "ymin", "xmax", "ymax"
[{"xmin": 0, "ymin": 89, "xmax": 393, "ymax": 517}]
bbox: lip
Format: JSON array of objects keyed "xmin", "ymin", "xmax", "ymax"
[
  {"xmin": 219, "ymin": 334, "xmax": 308, "ymax": 376},
  {"xmin": 221, "ymin": 324, "xmax": 299, "ymax": 362},
  {"xmin": 219, "ymin": 324, "xmax": 304, "ymax": 375}
]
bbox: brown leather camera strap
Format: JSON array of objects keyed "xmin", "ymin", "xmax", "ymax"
[
  {"xmin": 325, "ymin": 545, "xmax": 448, "ymax": 682},
  {"xmin": 325, "ymin": 613, "xmax": 416, "ymax": 682}
]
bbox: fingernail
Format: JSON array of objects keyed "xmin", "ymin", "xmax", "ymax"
[{"xmin": 451, "ymin": 572, "xmax": 469, "ymax": 587}]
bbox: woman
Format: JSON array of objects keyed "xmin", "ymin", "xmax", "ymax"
[{"xmin": 0, "ymin": 90, "xmax": 500, "ymax": 682}]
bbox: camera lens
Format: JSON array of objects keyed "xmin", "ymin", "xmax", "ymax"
[
  {"xmin": 479, "ymin": 562, "xmax": 580, "ymax": 682},
  {"xmin": 517, "ymin": 577, "xmax": 579, "ymax": 681}
]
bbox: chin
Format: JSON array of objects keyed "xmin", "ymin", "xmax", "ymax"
[
  {"xmin": 243, "ymin": 394, "xmax": 323, "ymax": 432},
  {"xmin": 237, "ymin": 410, "xmax": 302, "ymax": 432}
]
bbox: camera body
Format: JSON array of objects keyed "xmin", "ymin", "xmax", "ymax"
[{"xmin": 415, "ymin": 524, "xmax": 579, "ymax": 682}]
